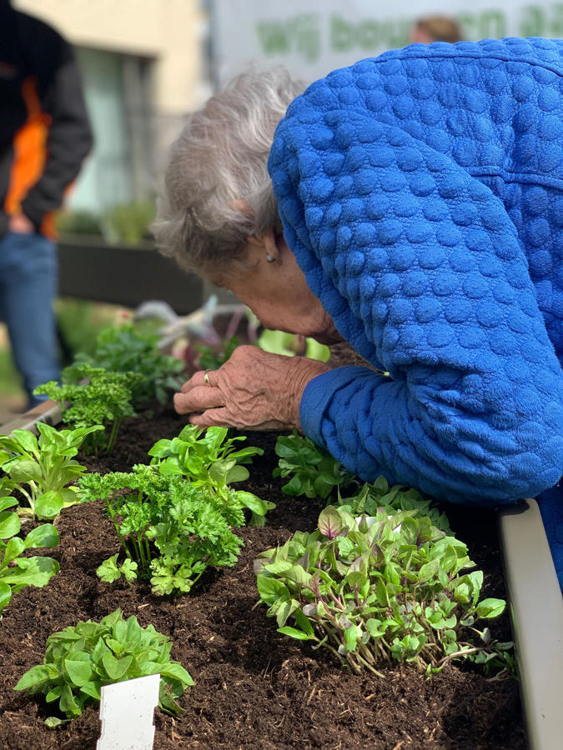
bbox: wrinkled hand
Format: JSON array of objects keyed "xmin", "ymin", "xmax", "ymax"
[{"xmin": 174, "ymin": 345, "xmax": 330, "ymax": 431}]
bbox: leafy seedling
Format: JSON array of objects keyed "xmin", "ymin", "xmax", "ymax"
[
  {"xmin": 274, "ymin": 433, "xmax": 450, "ymax": 531},
  {"xmin": 274, "ymin": 431, "xmax": 356, "ymax": 499},
  {"xmin": 14, "ymin": 608, "xmax": 193, "ymax": 723},
  {"xmin": 0, "ymin": 496, "xmax": 59, "ymax": 613},
  {"xmin": 149, "ymin": 425, "xmax": 274, "ymax": 526},
  {"xmin": 34, "ymin": 364, "xmax": 143, "ymax": 455},
  {"xmin": 74, "ymin": 323, "xmax": 184, "ymax": 408},
  {"xmin": 255, "ymin": 505, "xmax": 512, "ymax": 677},
  {"xmin": 0, "ymin": 423, "xmax": 104, "ymax": 519}
]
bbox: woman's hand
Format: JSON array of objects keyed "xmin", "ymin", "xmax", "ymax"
[{"xmin": 174, "ymin": 345, "xmax": 329, "ymax": 430}]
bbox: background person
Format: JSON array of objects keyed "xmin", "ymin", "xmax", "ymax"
[
  {"xmin": 409, "ymin": 15, "xmax": 464, "ymax": 44},
  {"xmin": 154, "ymin": 42, "xmax": 563, "ymax": 587},
  {"xmin": 0, "ymin": 0, "xmax": 92, "ymax": 408}
]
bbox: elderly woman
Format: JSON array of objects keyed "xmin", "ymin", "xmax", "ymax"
[{"xmin": 154, "ymin": 38, "xmax": 563, "ymax": 586}]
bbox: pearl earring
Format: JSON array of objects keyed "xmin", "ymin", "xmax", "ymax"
[{"xmin": 266, "ymin": 254, "xmax": 275, "ymax": 263}]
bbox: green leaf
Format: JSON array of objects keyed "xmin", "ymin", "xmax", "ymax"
[
  {"xmin": 294, "ymin": 608, "xmax": 315, "ymax": 637},
  {"xmin": 318, "ymin": 506, "xmax": 343, "ymax": 539},
  {"xmin": 12, "ymin": 429, "xmax": 39, "ymax": 456},
  {"xmin": 35, "ymin": 492, "xmax": 65, "ymax": 521},
  {"xmin": 160, "ymin": 662, "xmax": 194, "ymax": 686},
  {"xmin": 283, "ymin": 565, "xmax": 311, "ymax": 586},
  {"xmin": 97, "ymin": 555, "xmax": 122, "ymax": 583},
  {"xmin": 343, "ymin": 624, "xmax": 359, "ymax": 653},
  {"xmin": 277, "ymin": 626, "xmax": 313, "ymax": 641},
  {"xmin": 2, "ymin": 556, "xmax": 59, "ymax": 587},
  {"xmin": 9, "ymin": 459, "xmax": 42, "ymax": 483},
  {"xmin": 45, "ymin": 716, "xmax": 66, "ymax": 728},
  {"xmin": 46, "ymin": 686, "xmax": 63, "ymax": 703},
  {"xmin": 3, "ymin": 537, "xmax": 25, "ymax": 564},
  {"xmin": 102, "ymin": 653, "xmax": 133, "ymax": 680},
  {"xmin": 0, "ymin": 582, "xmax": 12, "ymax": 612},
  {"xmin": 476, "ymin": 598, "xmax": 506, "ymax": 619},
  {"xmin": 0, "ymin": 510, "xmax": 20, "ymax": 539},
  {"xmin": 15, "ymin": 665, "xmax": 53, "ymax": 691},
  {"xmin": 80, "ymin": 682, "xmax": 101, "ymax": 701},
  {"xmin": 64, "ymin": 655, "xmax": 93, "ymax": 687},
  {"xmin": 256, "ymin": 575, "xmax": 290, "ymax": 605},
  {"xmin": 224, "ymin": 465, "xmax": 249, "ymax": 484},
  {"xmin": 0, "ymin": 496, "xmax": 18, "ymax": 513},
  {"xmin": 60, "ymin": 684, "xmax": 81, "ymax": 717},
  {"xmin": 23, "ymin": 524, "xmax": 59, "ymax": 549}
]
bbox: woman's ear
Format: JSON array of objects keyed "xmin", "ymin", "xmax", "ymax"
[{"xmin": 247, "ymin": 228, "xmax": 279, "ymax": 261}]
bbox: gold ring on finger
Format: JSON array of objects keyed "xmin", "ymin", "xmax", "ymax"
[{"xmin": 203, "ymin": 369, "xmax": 211, "ymax": 387}]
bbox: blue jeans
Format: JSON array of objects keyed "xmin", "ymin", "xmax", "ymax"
[{"xmin": 0, "ymin": 231, "xmax": 60, "ymax": 408}]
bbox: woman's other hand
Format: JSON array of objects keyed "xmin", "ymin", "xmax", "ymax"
[{"xmin": 174, "ymin": 345, "xmax": 329, "ymax": 430}]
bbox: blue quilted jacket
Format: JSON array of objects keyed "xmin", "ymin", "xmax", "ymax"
[{"xmin": 268, "ymin": 38, "xmax": 563, "ymax": 584}]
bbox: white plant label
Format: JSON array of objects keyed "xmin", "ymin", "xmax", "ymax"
[{"xmin": 97, "ymin": 673, "xmax": 160, "ymax": 750}]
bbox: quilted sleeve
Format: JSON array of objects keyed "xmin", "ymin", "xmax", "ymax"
[{"xmin": 269, "ymin": 110, "xmax": 563, "ymax": 506}]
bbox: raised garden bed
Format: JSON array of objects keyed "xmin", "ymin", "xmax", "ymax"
[{"xmin": 0, "ymin": 402, "xmax": 528, "ymax": 750}]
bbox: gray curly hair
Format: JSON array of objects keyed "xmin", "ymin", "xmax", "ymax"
[{"xmin": 152, "ymin": 67, "xmax": 305, "ymax": 276}]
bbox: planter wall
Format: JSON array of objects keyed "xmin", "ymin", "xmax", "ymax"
[
  {"xmin": 58, "ymin": 235, "xmax": 204, "ymax": 315},
  {"xmin": 499, "ymin": 501, "xmax": 563, "ymax": 750},
  {"xmin": 2, "ymin": 402, "xmax": 563, "ymax": 748}
]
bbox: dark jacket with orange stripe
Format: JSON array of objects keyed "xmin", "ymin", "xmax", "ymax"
[{"xmin": 0, "ymin": 3, "xmax": 93, "ymax": 238}]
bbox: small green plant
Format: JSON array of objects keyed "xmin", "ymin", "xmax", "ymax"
[
  {"xmin": 0, "ymin": 423, "xmax": 104, "ymax": 519},
  {"xmin": 78, "ymin": 465, "xmax": 244, "ymax": 595},
  {"xmin": 195, "ymin": 335, "xmax": 239, "ymax": 371},
  {"xmin": 274, "ymin": 431, "xmax": 356, "ymax": 499},
  {"xmin": 0, "ymin": 496, "xmax": 59, "ymax": 614},
  {"xmin": 76, "ymin": 324, "xmax": 184, "ymax": 407},
  {"xmin": 255, "ymin": 506, "xmax": 512, "ymax": 676},
  {"xmin": 14, "ymin": 608, "xmax": 193, "ymax": 724},
  {"xmin": 103, "ymin": 200, "xmax": 155, "ymax": 245},
  {"xmin": 274, "ymin": 434, "xmax": 449, "ymax": 530},
  {"xmin": 34, "ymin": 364, "xmax": 143, "ymax": 455},
  {"xmin": 338, "ymin": 476, "xmax": 451, "ymax": 533},
  {"xmin": 149, "ymin": 425, "xmax": 274, "ymax": 526}
]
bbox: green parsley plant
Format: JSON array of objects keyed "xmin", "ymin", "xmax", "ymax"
[
  {"xmin": 149, "ymin": 425, "xmax": 274, "ymax": 526},
  {"xmin": 78, "ymin": 465, "xmax": 244, "ymax": 595},
  {"xmin": 34, "ymin": 364, "xmax": 143, "ymax": 455}
]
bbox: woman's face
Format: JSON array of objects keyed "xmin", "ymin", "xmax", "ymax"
[{"xmin": 208, "ymin": 231, "xmax": 341, "ymax": 344}]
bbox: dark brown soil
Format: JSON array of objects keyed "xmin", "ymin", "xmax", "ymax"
[{"xmin": 0, "ymin": 404, "xmax": 526, "ymax": 750}]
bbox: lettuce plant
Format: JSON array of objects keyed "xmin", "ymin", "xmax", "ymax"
[
  {"xmin": 0, "ymin": 423, "xmax": 104, "ymax": 519},
  {"xmin": 14, "ymin": 608, "xmax": 193, "ymax": 724},
  {"xmin": 255, "ymin": 506, "xmax": 512, "ymax": 676},
  {"xmin": 78, "ymin": 465, "xmax": 244, "ymax": 595},
  {"xmin": 34, "ymin": 364, "xmax": 143, "ymax": 455},
  {"xmin": 74, "ymin": 324, "xmax": 184, "ymax": 407},
  {"xmin": 149, "ymin": 425, "xmax": 274, "ymax": 526},
  {"xmin": 0, "ymin": 496, "xmax": 59, "ymax": 613}
]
